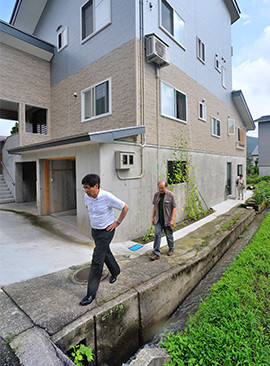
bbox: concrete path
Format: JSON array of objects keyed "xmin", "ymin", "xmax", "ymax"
[{"xmin": 0, "ymin": 191, "xmax": 252, "ymax": 287}]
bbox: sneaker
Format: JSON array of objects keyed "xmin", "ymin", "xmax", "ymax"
[
  {"xmin": 167, "ymin": 250, "xmax": 174, "ymax": 256},
  {"xmin": 150, "ymin": 254, "xmax": 160, "ymax": 261}
]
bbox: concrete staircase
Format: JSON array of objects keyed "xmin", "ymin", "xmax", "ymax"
[{"xmin": 0, "ymin": 172, "xmax": 15, "ymax": 204}]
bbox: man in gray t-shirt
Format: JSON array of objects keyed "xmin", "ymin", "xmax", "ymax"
[{"xmin": 80, "ymin": 174, "xmax": 129, "ymax": 306}]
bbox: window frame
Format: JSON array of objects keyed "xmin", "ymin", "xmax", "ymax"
[
  {"xmin": 197, "ymin": 37, "xmax": 205, "ymax": 64},
  {"xmin": 159, "ymin": 0, "xmax": 185, "ymax": 49},
  {"xmin": 81, "ymin": 78, "xmax": 112, "ymax": 122},
  {"xmin": 57, "ymin": 26, "xmax": 68, "ymax": 52},
  {"xmin": 227, "ymin": 118, "xmax": 235, "ymax": 135},
  {"xmin": 198, "ymin": 101, "xmax": 206, "ymax": 121},
  {"xmin": 214, "ymin": 54, "xmax": 221, "ymax": 72},
  {"xmin": 211, "ymin": 116, "xmax": 221, "ymax": 138},
  {"xmin": 161, "ymin": 81, "xmax": 188, "ymax": 124},
  {"xmin": 80, "ymin": 0, "xmax": 111, "ymax": 44},
  {"xmin": 221, "ymin": 66, "xmax": 226, "ymax": 88}
]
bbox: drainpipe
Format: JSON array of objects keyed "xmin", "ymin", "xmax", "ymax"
[
  {"xmin": 155, "ymin": 64, "xmax": 160, "ymax": 182},
  {"xmin": 117, "ymin": 0, "xmax": 146, "ymax": 180}
]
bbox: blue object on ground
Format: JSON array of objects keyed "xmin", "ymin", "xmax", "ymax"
[{"xmin": 129, "ymin": 244, "xmax": 143, "ymax": 251}]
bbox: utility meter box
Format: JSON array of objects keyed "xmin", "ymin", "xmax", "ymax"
[{"xmin": 115, "ymin": 151, "xmax": 135, "ymax": 170}]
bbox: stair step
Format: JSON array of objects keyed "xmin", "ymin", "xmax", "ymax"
[{"xmin": 0, "ymin": 197, "xmax": 15, "ymax": 204}]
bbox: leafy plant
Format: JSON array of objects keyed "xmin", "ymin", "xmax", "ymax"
[
  {"xmin": 161, "ymin": 211, "xmax": 270, "ymax": 366},
  {"xmin": 68, "ymin": 344, "xmax": 94, "ymax": 366},
  {"xmin": 253, "ymin": 181, "xmax": 270, "ymax": 204},
  {"xmin": 142, "ymin": 225, "xmax": 155, "ymax": 242}
]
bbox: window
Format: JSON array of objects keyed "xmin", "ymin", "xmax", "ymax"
[
  {"xmin": 197, "ymin": 37, "xmax": 205, "ymax": 63},
  {"xmin": 237, "ymin": 164, "xmax": 243, "ymax": 176},
  {"xmin": 215, "ymin": 54, "xmax": 220, "ymax": 72},
  {"xmin": 221, "ymin": 66, "xmax": 226, "ymax": 88},
  {"xmin": 57, "ymin": 27, "xmax": 68, "ymax": 52},
  {"xmin": 211, "ymin": 117, "xmax": 221, "ymax": 137},
  {"xmin": 228, "ymin": 118, "xmax": 235, "ymax": 135},
  {"xmin": 81, "ymin": 0, "xmax": 111, "ymax": 42},
  {"xmin": 198, "ymin": 102, "xmax": 206, "ymax": 121},
  {"xmin": 81, "ymin": 79, "xmax": 111, "ymax": 121},
  {"xmin": 167, "ymin": 160, "xmax": 187, "ymax": 184},
  {"xmin": 25, "ymin": 105, "xmax": 47, "ymax": 135},
  {"xmin": 160, "ymin": 0, "xmax": 185, "ymax": 47},
  {"xmin": 237, "ymin": 127, "xmax": 246, "ymax": 146},
  {"xmin": 161, "ymin": 81, "xmax": 187, "ymax": 122}
]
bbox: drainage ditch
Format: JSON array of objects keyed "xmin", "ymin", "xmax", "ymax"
[{"xmin": 124, "ymin": 208, "xmax": 268, "ymax": 365}]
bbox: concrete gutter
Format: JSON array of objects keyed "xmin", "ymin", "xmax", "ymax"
[{"xmin": 0, "ymin": 206, "xmax": 256, "ymax": 366}]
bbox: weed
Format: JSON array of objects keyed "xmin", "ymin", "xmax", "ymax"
[{"xmin": 68, "ymin": 344, "xmax": 94, "ymax": 366}]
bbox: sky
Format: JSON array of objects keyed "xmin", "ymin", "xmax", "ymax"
[{"xmin": 0, "ymin": 0, "xmax": 269, "ymax": 137}]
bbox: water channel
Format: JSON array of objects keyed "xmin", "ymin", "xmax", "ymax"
[{"xmin": 123, "ymin": 208, "xmax": 268, "ymax": 365}]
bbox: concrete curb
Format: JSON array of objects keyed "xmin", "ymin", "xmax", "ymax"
[{"xmin": 0, "ymin": 207, "xmax": 256, "ymax": 366}]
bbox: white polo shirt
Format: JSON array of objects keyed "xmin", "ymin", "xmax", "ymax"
[{"xmin": 85, "ymin": 189, "xmax": 125, "ymax": 230}]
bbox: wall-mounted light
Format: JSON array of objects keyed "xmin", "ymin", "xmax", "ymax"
[
  {"xmin": 202, "ymin": 98, "xmax": 205, "ymax": 103},
  {"xmin": 149, "ymin": 2, "xmax": 153, "ymax": 9},
  {"xmin": 56, "ymin": 25, "xmax": 62, "ymax": 32},
  {"xmin": 73, "ymin": 92, "xmax": 77, "ymax": 97}
]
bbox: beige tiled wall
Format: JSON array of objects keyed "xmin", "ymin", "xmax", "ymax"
[
  {"xmin": 50, "ymin": 39, "xmax": 138, "ymax": 139},
  {"xmin": 0, "ymin": 43, "xmax": 51, "ymax": 146}
]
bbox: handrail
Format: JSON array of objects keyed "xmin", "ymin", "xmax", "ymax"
[{"xmin": 0, "ymin": 161, "xmax": 15, "ymax": 186}]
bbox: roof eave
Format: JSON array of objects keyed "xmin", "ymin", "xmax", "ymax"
[
  {"xmin": 8, "ymin": 126, "xmax": 146, "ymax": 154},
  {"xmin": 232, "ymin": 90, "xmax": 255, "ymax": 131}
]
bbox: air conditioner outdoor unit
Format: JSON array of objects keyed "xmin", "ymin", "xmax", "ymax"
[{"xmin": 146, "ymin": 34, "xmax": 170, "ymax": 66}]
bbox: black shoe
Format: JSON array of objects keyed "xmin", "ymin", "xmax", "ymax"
[
  {"xmin": 109, "ymin": 275, "xmax": 117, "ymax": 284},
  {"xmin": 79, "ymin": 295, "xmax": 95, "ymax": 306}
]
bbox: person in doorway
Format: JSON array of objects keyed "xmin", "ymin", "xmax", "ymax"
[
  {"xmin": 150, "ymin": 181, "xmax": 177, "ymax": 260},
  {"xmin": 80, "ymin": 174, "xmax": 129, "ymax": 306},
  {"xmin": 235, "ymin": 174, "xmax": 245, "ymax": 200}
]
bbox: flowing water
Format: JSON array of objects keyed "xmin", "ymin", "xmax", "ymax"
[{"xmin": 123, "ymin": 208, "xmax": 268, "ymax": 365}]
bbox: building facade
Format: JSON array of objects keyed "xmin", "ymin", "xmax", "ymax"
[
  {"xmin": 0, "ymin": 0, "xmax": 254, "ymax": 241},
  {"xmin": 255, "ymin": 115, "xmax": 270, "ymax": 176}
]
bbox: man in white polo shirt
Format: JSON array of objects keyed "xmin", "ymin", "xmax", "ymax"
[{"xmin": 80, "ymin": 174, "xmax": 129, "ymax": 306}]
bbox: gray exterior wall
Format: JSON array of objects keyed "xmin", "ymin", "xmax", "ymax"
[
  {"xmin": 34, "ymin": 0, "xmax": 233, "ymax": 109},
  {"xmin": 258, "ymin": 121, "xmax": 270, "ymax": 175},
  {"xmin": 34, "ymin": 0, "xmax": 137, "ymax": 86},
  {"xmin": 143, "ymin": 0, "xmax": 233, "ymax": 107}
]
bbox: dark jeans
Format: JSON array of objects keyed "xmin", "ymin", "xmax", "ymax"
[
  {"xmin": 153, "ymin": 222, "xmax": 174, "ymax": 256},
  {"xmin": 87, "ymin": 228, "xmax": 120, "ymax": 297}
]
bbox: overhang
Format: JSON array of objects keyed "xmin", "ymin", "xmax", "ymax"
[
  {"xmin": 10, "ymin": 0, "xmax": 49, "ymax": 34},
  {"xmin": 224, "ymin": 0, "xmax": 240, "ymax": 24},
  {"xmin": 232, "ymin": 90, "xmax": 255, "ymax": 131},
  {"xmin": 8, "ymin": 125, "xmax": 146, "ymax": 154},
  {"xmin": 0, "ymin": 20, "xmax": 54, "ymax": 61}
]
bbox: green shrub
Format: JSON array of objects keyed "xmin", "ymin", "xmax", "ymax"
[
  {"xmin": 161, "ymin": 212, "xmax": 270, "ymax": 366},
  {"xmin": 253, "ymin": 181, "xmax": 270, "ymax": 204}
]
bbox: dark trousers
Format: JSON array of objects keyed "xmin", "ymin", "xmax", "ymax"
[{"xmin": 87, "ymin": 228, "xmax": 120, "ymax": 297}]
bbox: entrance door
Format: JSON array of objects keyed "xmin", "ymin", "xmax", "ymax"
[
  {"xmin": 44, "ymin": 158, "xmax": 76, "ymax": 214},
  {"xmin": 227, "ymin": 162, "xmax": 232, "ymax": 195}
]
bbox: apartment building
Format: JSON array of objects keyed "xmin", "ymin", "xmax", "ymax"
[{"xmin": 0, "ymin": 0, "xmax": 254, "ymax": 241}]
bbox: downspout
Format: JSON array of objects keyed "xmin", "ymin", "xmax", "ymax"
[
  {"xmin": 155, "ymin": 64, "xmax": 160, "ymax": 182},
  {"xmin": 116, "ymin": 0, "xmax": 146, "ymax": 180}
]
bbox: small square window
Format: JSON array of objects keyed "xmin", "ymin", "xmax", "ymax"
[
  {"xmin": 81, "ymin": 79, "xmax": 111, "ymax": 122},
  {"xmin": 161, "ymin": 81, "xmax": 187, "ymax": 123}
]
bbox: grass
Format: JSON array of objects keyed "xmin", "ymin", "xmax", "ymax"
[{"xmin": 160, "ymin": 211, "xmax": 270, "ymax": 366}]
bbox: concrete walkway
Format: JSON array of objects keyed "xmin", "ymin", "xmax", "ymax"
[{"xmin": 0, "ymin": 192, "xmax": 252, "ymax": 287}]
